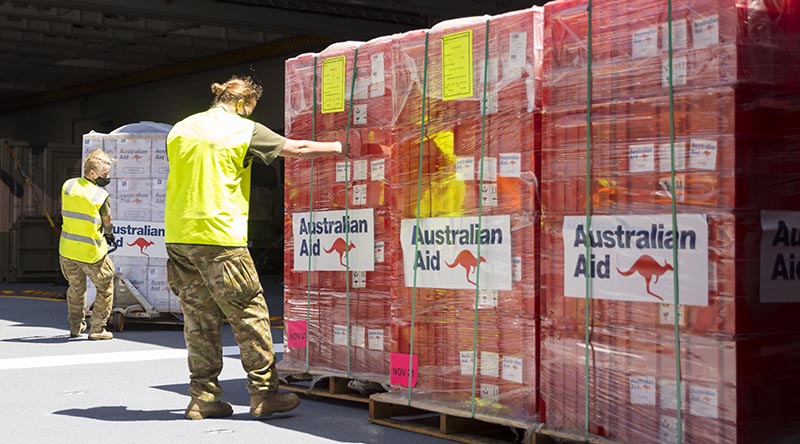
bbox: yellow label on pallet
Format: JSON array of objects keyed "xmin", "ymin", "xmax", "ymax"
[
  {"xmin": 442, "ymin": 30, "xmax": 473, "ymax": 101},
  {"xmin": 322, "ymin": 55, "xmax": 346, "ymax": 113}
]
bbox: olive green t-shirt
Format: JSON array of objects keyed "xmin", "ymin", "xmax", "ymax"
[{"xmin": 245, "ymin": 122, "xmax": 286, "ymax": 167}]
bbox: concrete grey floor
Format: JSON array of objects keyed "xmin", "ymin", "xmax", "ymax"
[{"xmin": 0, "ymin": 279, "xmax": 454, "ymax": 444}]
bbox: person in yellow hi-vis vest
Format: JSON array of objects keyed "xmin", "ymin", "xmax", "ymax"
[
  {"xmin": 165, "ymin": 75, "xmax": 348, "ymax": 421},
  {"xmin": 59, "ymin": 149, "xmax": 115, "ymax": 340}
]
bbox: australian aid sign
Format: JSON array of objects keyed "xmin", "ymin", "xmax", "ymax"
[
  {"xmin": 400, "ymin": 216, "xmax": 512, "ymax": 290},
  {"xmin": 760, "ymin": 211, "xmax": 800, "ymax": 302},
  {"xmin": 563, "ymin": 214, "xmax": 708, "ymax": 305},
  {"xmin": 109, "ymin": 221, "xmax": 167, "ymax": 258},
  {"xmin": 292, "ymin": 209, "xmax": 374, "ymax": 271}
]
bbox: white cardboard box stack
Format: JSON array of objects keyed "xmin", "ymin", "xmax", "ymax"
[{"xmin": 81, "ymin": 125, "xmax": 180, "ymax": 313}]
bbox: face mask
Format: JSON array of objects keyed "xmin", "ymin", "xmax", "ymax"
[{"xmin": 95, "ymin": 177, "xmax": 111, "ymax": 188}]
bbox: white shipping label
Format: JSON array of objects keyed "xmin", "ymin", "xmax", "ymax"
[
  {"xmin": 351, "ymin": 325, "xmax": 366, "ymax": 348},
  {"xmin": 371, "ymin": 159, "xmax": 385, "ymax": 182},
  {"xmin": 352, "ymin": 270, "xmax": 367, "ymax": 288},
  {"xmin": 485, "ymin": 91, "xmax": 499, "ymax": 115},
  {"xmin": 481, "ymin": 183, "xmax": 498, "ymax": 207},
  {"xmin": 659, "ymin": 416, "xmax": 683, "ymax": 444},
  {"xmin": 689, "ymin": 385, "xmax": 719, "ymax": 418},
  {"xmin": 336, "ymin": 162, "xmax": 351, "ymax": 182},
  {"xmin": 662, "ymin": 56, "xmax": 687, "ymax": 87},
  {"xmin": 562, "ymin": 214, "xmax": 708, "ymax": 305},
  {"xmin": 661, "ymin": 20, "xmax": 688, "ymax": 50},
  {"xmin": 502, "ymin": 356, "xmax": 523, "ymax": 383},
  {"xmin": 658, "ymin": 174, "xmax": 686, "ymax": 203},
  {"xmin": 480, "ymin": 384, "xmax": 500, "ymax": 402},
  {"xmin": 354, "ymin": 77, "xmax": 369, "ymax": 100},
  {"xmin": 688, "ymin": 139, "xmax": 718, "ymax": 170},
  {"xmin": 509, "ymin": 32, "xmax": 527, "ymax": 69},
  {"xmin": 659, "ymin": 142, "xmax": 687, "ymax": 172},
  {"xmin": 460, "ymin": 350, "xmax": 476, "ymax": 376},
  {"xmin": 632, "ymin": 26, "xmax": 659, "ymax": 58},
  {"xmin": 333, "ymin": 325, "xmax": 348, "ymax": 346},
  {"xmin": 480, "ymin": 157, "xmax": 498, "ymax": 182},
  {"xmin": 400, "ymin": 215, "xmax": 512, "ymax": 290},
  {"xmin": 352, "ymin": 184, "xmax": 367, "ymax": 206},
  {"xmin": 353, "ymin": 104, "xmax": 368, "ymax": 125},
  {"xmin": 693, "ymin": 15, "xmax": 719, "ymax": 49},
  {"xmin": 478, "ymin": 289, "xmax": 498, "ymax": 308},
  {"xmin": 513, "ymin": 256, "xmax": 522, "ymax": 282},
  {"xmin": 293, "ymin": 209, "xmax": 375, "ymax": 271},
  {"xmin": 351, "ymin": 183, "xmax": 368, "ymax": 206},
  {"xmin": 659, "ymin": 303, "xmax": 687, "ymax": 326},
  {"xmin": 760, "ymin": 211, "xmax": 800, "ymax": 302},
  {"xmin": 629, "ymin": 144, "xmax": 656, "ymax": 172},
  {"xmin": 457, "ymin": 157, "xmax": 475, "ymax": 181},
  {"xmin": 659, "ymin": 379, "xmax": 686, "ymax": 411},
  {"xmin": 353, "ymin": 160, "xmax": 368, "ymax": 181},
  {"xmin": 374, "ymin": 241, "xmax": 385, "ymax": 263},
  {"xmin": 499, "ymin": 153, "xmax": 522, "ymax": 177},
  {"xmin": 481, "ymin": 351, "xmax": 500, "ymax": 377},
  {"xmin": 368, "ymin": 329, "xmax": 384, "ymax": 350},
  {"xmin": 152, "ymin": 178, "xmax": 167, "ymax": 191},
  {"xmin": 630, "ymin": 376, "xmax": 657, "ymax": 405},
  {"xmin": 371, "ymin": 53, "xmax": 385, "ymax": 86}
]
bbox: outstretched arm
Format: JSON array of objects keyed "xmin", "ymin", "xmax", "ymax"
[{"xmin": 279, "ymin": 138, "xmax": 346, "ymax": 159}]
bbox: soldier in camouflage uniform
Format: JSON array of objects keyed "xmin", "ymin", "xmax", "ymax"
[
  {"xmin": 59, "ymin": 149, "xmax": 115, "ymax": 340},
  {"xmin": 165, "ymin": 75, "xmax": 348, "ymax": 420}
]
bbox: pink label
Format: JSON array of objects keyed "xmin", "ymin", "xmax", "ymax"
[
  {"xmin": 390, "ymin": 352, "xmax": 418, "ymax": 387},
  {"xmin": 285, "ymin": 320, "xmax": 308, "ymax": 348}
]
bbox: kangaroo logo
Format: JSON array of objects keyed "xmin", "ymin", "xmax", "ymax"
[
  {"xmin": 127, "ymin": 237, "xmax": 155, "ymax": 256},
  {"xmin": 446, "ymin": 250, "xmax": 487, "ymax": 286},
  {"xmin": 616, "ymin": 255, "xmax": 673, "ymax": 301},
  {"xmin": 324, "ymin": 238, "xmax": 356, "ymax": 267}
]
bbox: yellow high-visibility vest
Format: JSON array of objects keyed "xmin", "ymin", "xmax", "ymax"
[
  {"xmin": 59, "ymin": 177, "xmax": 109, "ymax": 263},
  {"xmin": 165, "ymin": 107, "xmax": 255, "ymax": 246}
]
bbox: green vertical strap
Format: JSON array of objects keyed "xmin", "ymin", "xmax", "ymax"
[
  {"xmin": 344, "ymin": 46, "xmax": 359, "ymax": 379},
  {"xmin": 470, "ymin": 17, "xmax": 492, "ymax": 419},
  {"xmin": 408, "ymin": 32, "xmax": 430, "ymax": 405},
  {"xmin": 583, "ymin": 0, "xmax": 594, "ymax": 439},
  {"xmin": 305, "ymin": 55, "xmax": 319, "ymax": 372},
  {"xmin": 666, "ymin": 1, "xmax": 684, "ymax": 442}
]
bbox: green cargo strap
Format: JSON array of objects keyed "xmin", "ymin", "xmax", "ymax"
[
  {"xmin": 408, "ymin": 32, "xmax": 430, "ymax": 404},
  {"xmin": 583, "ymin": 0, "xmax": 594, "ymax": 439},
  {"xmin": 666, "ymin": 1, "xmax": 684, "ymax": 442},
  {"xmin": 344, "ymin": 46, "xmax": 360, "ymax": 379},
  {"xmin": 305, "ymin": 55, "xmax": 319, "ymax": 372},
  {"xmin": 470, "ymin": 17, "xmax": 492, "ymax": 418}
]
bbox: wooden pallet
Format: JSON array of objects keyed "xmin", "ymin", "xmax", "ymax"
[
  {"xmin": 278, "ymin": 368, "xmax": 387, "ymax": 404},
  {"xmin": 369, "ymin": 392, "xmax": 551, "ymax": 444}
]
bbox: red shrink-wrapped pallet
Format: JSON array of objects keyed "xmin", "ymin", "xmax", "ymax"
[{"xmin": 540, "ymin": 0, "xmax": 800, "ymax": 442}]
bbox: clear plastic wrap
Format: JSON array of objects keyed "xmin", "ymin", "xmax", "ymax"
[
  {"xmin": 283, "ymin": 7, "xmax": 543, "ymax": 426},
  {"xmin": 541, "ymin": 0, "xmax": 800, "ymax": 442},
  {"xmin": 544, "ymin": 0, "xmax": 800, "ymax": 108}
]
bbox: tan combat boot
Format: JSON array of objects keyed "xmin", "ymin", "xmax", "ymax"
[
  {"xmin": 88, "ymin": 328, "xmax": 113, "ymax": 340},
  {"xmin": 69, "ymin": 321, "xmax": 87, "ymax": 338},
  {"xmin": 184, "ymin": 398, "xmax": 234, "ymax": 420},
  {"xmin": 250, "ymin": 391, "xmax": 300, "ymax": 418}
]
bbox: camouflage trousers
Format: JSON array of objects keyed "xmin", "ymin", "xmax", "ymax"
[
  {"xmin": 59, "ymin": 255, "xmax": 114, "ymax": 331},
  {"xmin": 166, "ymin": 244, "xmax": 278, "ymax": 402}
]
